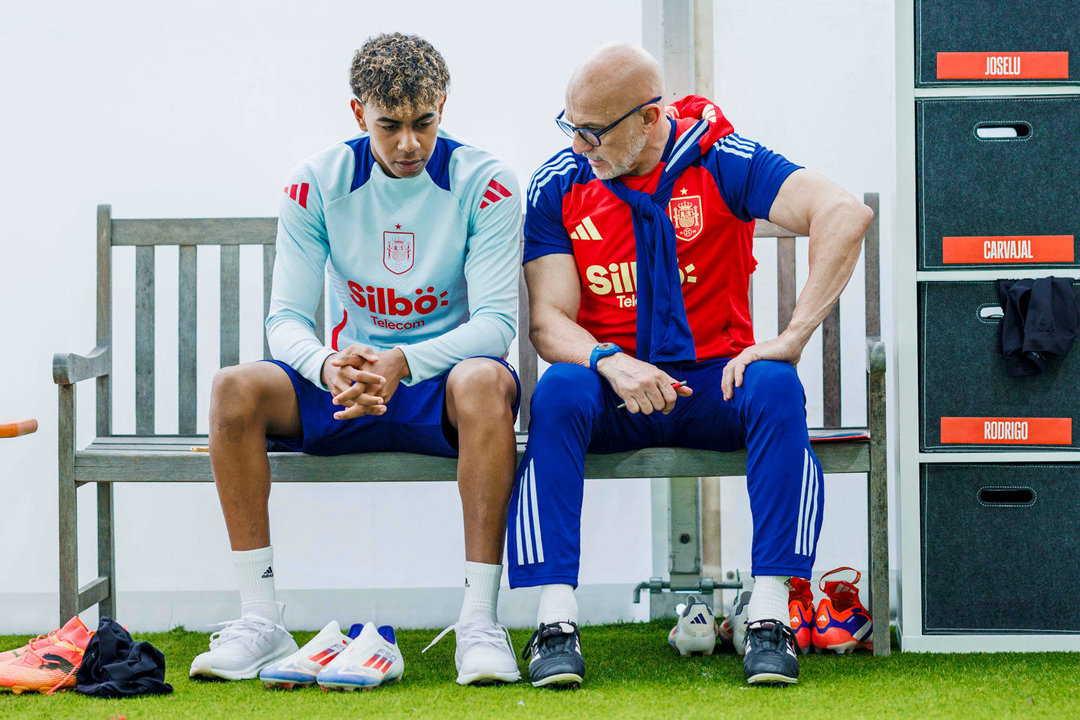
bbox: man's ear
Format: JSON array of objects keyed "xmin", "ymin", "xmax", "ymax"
[
  {"xmin": 641, "ymin": 103, "xmax": 664, "ymax": 131},
  {"xmin": 436, "ymin": 94, "xmax": 447, "ymax": 120},
  {"xmin": 351, "ymin": 99, "xmax": 367, "ymax": 132}
]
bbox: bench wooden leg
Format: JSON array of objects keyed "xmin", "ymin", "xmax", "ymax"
[
  {"xmin": 867, "ymin": 368, "xmax": 891, "ymax": 656},
  {"xmin": 97, "ymin": 483, "xmax": 116, "ymax": 619},
  {"xmin": 58, "ymin": 385, "xmax": 79, "ymax": 625}
]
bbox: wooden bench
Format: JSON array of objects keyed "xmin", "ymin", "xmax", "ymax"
[{"xmin": 54, "ymin": 195, "xmax": 887, "ymax": 655}]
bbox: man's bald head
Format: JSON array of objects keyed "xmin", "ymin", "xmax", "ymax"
[{"xmin": 566, "ymin": 42, "xmax": 664, "ymax": 117}]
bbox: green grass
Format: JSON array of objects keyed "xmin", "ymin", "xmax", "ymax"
[{"xmin": 1, "ymin": 621, "xmax": 1078, "ymax": 719}]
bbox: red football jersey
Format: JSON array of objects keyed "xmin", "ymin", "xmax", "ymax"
[{"xmin": 524, "ymin": 98, "xmax": 800, "ymax": 361}]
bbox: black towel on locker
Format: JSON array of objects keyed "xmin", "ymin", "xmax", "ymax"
[{"xmin": 996, "ymin": 277, "xmax": 1080, "ymax": 377}]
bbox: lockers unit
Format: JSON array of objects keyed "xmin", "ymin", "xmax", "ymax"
[{"xmin": 898, "ymin": 0, "xmax": 1080, "ymax": 651}]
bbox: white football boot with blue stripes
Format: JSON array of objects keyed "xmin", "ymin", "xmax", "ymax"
[
  {"xmin": 259, "ymin": 620, "xmax": 361, "ymax": 689},
  {"xmin": 668, "ymin": 596, "xmax": 718, "ymax": 656},
  {"xmin": 317, "ymin": 622, "xmax": 404, "ymax": 691}
]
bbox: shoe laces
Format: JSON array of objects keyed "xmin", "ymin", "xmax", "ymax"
[
  {"xmin": 745, "ymin": 620, "xmax": 797, "ymax": 653},
  {"xmin": 819, "ymin": 566, "xmax": 864, "ymax": 613},
  {"xmin": 421, "ymin": 619, "xmax": 513, "ymax": 656},
  {"xmin": 522, "ymin": 622, "xmax": 578, "ymax": 662},
  {"xmin": 207, "ymin": 615, "xmax": 286, "ymax": 652}
]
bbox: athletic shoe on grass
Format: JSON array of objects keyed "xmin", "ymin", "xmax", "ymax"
[
  {"xmin": 0, "ymin": 616, "xmax": 92, "ymax": 694},
  {"xmin": 743, "ymin": 620, "xmax": 799, "ymax": 686},
  {"xmin": 716, "ymin": 590, "xmax": 752, "ymax": 654},
  {"xmin": 789, "ymin": 577, "xmax": 815, "ymax": 654},
  {"xmin": 317, "ymin": 622, "xmax": 403, "ymax": 691},
  {"xmin": 0, "ymin": 616, "xmax": 92, "ymax": 667},
  {"xmin": 259, "ymin": 620, "xmax": 361, "ymax": 689},
  {"xmin": 522, "ymin": 621, "xmax": 584, "ymax": 689},
  {"xmin": 667, "ymin": 595, "xmax": 717, "ymax": 656},
  {"xmin": 189, "ymin": 607, "xmax": 298, "ymax": 681},
  {"xmin": 422, "ymin": 616, "xmax": 521, "ymax": 685},
  {"xmin": 813, "ymin": 566, "xmax": 873, "ymax": 653}
]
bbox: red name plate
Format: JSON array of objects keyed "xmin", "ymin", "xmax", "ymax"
[
  {"xmin": 941, "ymin": 417, "xmax": 1072, "ymax": 445},
  {"xmin": 942, "ymin": 235, "xmax": 1074, "ymax": 264},
  {"xmin": 937, "ymin": 51, "xmax": 1069, "ymax": 80}
]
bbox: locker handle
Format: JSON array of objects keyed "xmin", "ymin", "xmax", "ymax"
[
  {"xmin": 978, "ymin": 487, "xmax": 1035, "ymax": 506},
  {"xmin": 974, "ymin": 121, "xmax": 1032, "ymax": 141},
  {"xmin": 979, "ymin": 305, "xmax": 1004, "ymax": 320}
]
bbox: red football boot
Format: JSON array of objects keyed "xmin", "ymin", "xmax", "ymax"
[
  {"xmin": 788, "ymin": 577, "xmax": 814, "ymax": 654},
  {"xmin": 812, "ymin": 567, "xmax": 873, "ymax": 654}
]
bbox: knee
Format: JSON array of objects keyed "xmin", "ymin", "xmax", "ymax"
[
  {"xmin": 529, "ymin": 363, "xmax": 603, "ymax": 427},
  {"xmin": 742, "ymin": 361, "xmax": 806, "ymax": 415},
  {"xmin": 210, "ymin": 365, "xmax": 263, "ymax": 425},
  {"xmin": 446, "ymin": 358, "xmax": 516, "ymax": 419}
]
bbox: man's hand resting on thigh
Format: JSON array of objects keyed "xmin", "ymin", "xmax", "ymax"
[
  {"xmin": 596, "ymin": 353, "xmax": 693, "ymax": 415},
  {"xmin": 721, "ymin": 333, "xmax": 804, "ymax": 402},
  {"xmin": 321, "ymin": 344, "xmax": 408, "ymax": 420}
]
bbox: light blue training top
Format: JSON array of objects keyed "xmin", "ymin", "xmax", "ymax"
[{"xmin": 266, "ymin": 130, "xmax": 521, "ymax": 390}]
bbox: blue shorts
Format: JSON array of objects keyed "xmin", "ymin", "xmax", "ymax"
[{"xmin": 264, "ymin": 357, "xmax": 520, "ymax": 459}]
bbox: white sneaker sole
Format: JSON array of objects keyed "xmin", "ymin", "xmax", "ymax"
[
  {"xmin": 457, "ymin": 669, "xmax": 521, "ymax": 685},
  {"xmin": 189, "ymin": 641, "xmax": 299, "ymax": 681},
  {"xmin": 673, "ymin": 634, "xmax": 717, "ymax": 656},
  {"xmin": 318, "ymin": 676, "xmax": 399, "ymax": 691},
  {"xmin": 532, "ymin": 672, "xmax": 582, "ymax": 688},
  {"xmin": 746, "ymin": 672, "xmax": 797, "ymax": 685}
]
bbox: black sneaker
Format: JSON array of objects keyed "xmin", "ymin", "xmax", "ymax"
[
  {"xmin": 521, "ymin": 621, "xmax": 584, "ymax": 688},
  {"xmin": 743, "ymin": 620, "xmax": 799, "ymax": 685}
]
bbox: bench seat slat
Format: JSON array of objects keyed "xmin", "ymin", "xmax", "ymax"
[{"xmin": 75, "ymin": 433, "xmax": 870, "ymax": 483}]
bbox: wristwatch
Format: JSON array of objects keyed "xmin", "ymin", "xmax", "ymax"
[{"xmin": 589, "ymin": 342, "xmax": 623, "ymax": 373}]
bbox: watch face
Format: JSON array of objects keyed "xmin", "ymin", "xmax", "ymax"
[{"xmin": 597, "ymin": 343, "xmax": 617, "ymax": 351}]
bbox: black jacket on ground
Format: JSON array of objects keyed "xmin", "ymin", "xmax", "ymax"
[{"xmin": 75, "ymin": 616, "xmax": 173, "ymax": 698}]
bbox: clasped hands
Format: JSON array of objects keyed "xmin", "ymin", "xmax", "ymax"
[{"xmin": 320, "ymin": 343, "xmax": 410, "ymax": 420}]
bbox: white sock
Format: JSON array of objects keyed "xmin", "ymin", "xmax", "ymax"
[
  {"xmin": 459, "ymin": 561, "xmax": 502, "ymax": 624},
  {"xmin": 537, "ymin": 584, "xmax": 578, "ymax": 625},
  {"xmin": 747, "ymin": 575, "xmax": 790, "ymax": 624},
  {"xmin": 233, "ymin": 546, "xmax": 279, "ymax": 621}
]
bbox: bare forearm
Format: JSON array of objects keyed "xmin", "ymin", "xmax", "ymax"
[
  {"xmin": 784, "ymin": 199, "xmax": 873, "ymax": 346},
  {"xmin": 529, "ymin": 307, "xmax": 600, "ymax": 367}
]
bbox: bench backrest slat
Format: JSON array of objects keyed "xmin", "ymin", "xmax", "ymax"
[
  {"xmin": 220, "ymin": 245, "xmax": 241, "ymax": 369},
  {"xmin": 178, "ymin": 245, "xmax": 198, "ymax": 434},
  {"xmin": 263, "ymin": 245, "xmax": 276, "ymax": 359},
  {"xmin": 822, "ymin": 303, "xmax": 842, "ymax": 427},
  {"xmin": 112, "ymin": 218, "xmax": 276, "ymax": 246},
  {"xmin": 864, "ymin": 193, "xmax": 881, "ymax": 338},
  {"xmin": 776, "ymin": 236, "xmax": 797, "ymax": 332},
  {"xmin": 97, "ymin": 206, "xmax": 113, "ymax": 437},
  {"xmin": 135, "ymin": 245, "xmax": 156, "ymax": 435},
  {"xmin": 517, "ymin": 263, "xmax": 537, "ymax": 429}
]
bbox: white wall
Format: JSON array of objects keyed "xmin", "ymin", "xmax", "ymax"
[{"xmin": 0, "ymin": 0, "xmax": 895, "ymax": 633}]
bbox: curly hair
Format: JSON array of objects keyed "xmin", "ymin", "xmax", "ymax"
[{"xmin": 350, "ymin": 33, "xmax": 450, "ymax": 115}]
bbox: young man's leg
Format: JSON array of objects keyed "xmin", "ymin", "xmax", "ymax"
[
  {"xmin": 190, "ymin": 361, "xmax": 303, "ymax": 680},
  {"xmin": 439, "ymin": 357, "xmax": 521, "ymax": 684}
]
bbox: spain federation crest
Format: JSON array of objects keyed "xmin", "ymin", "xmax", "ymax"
[
  {"xmin": 383, "ymin": 231, "xmax": 415, "ymax": 274},
  {"xmin": 668, "ymin": 195, "xmax": 703, "ymax": 241}
]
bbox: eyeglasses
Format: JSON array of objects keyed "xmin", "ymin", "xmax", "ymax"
[{"xmin": 555, "ymin": 96, "xmax": 663, "ymax": 147}]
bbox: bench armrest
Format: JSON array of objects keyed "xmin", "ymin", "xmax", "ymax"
[
  {"xmin": 865, "ymin": 337, "xmax": 886, "ymax": 375},
  {"xmin": 53, "ymin": 345, "xmax": 111, "ymax": 385}
]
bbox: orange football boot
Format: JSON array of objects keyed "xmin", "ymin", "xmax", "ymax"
[
  {"xmin": 0, "ymin": 616, "xmax": 90, "ymax": 666},
  {"xmin": 812, "ymin": 566, "xmax": 873, "ymax": 654},
  {"xmin": 0, "ymin": 616, "xmax": 92, "ymax": 694},
  {"xmin": 788, "ymin": 576, "xmax": 814, "ymax": 654}
]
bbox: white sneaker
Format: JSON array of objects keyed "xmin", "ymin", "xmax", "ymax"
[
  {"xmin": 259, "ymin": 620, "xmax": 358, "ymax": 689},
  {"xmin": 730, "ymin": 590, "xmax": 753, "ymax": 655},
  {"xmin": 668, "ymin": 595, "xmax": 717, "ymax": 656},
  {"xmin": 423, "ymin": 616, "xmax": 521, "ymax": 685},
  {"xmin": 190, "ymin": 609, "xmax": 299, "ymax": 681},
  {"xmin": 317, "ymin": 622, "xmax": 403, "ymax": 691}
]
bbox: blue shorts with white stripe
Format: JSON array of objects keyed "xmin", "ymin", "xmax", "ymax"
[{"xmin": 507, "ymin": 358, "xmax": 823, "ymax": 588}]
